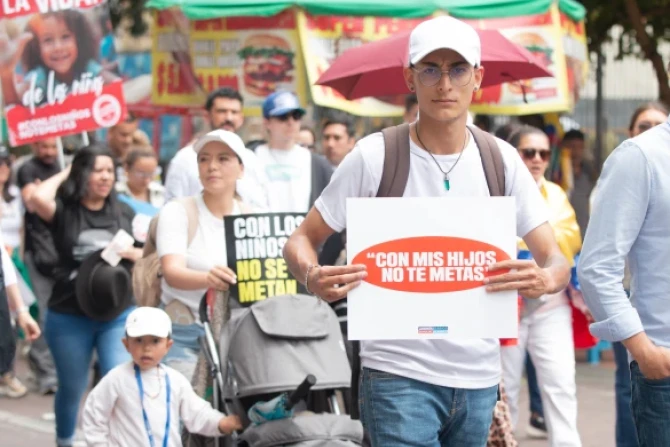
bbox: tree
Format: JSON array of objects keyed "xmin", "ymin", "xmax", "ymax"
[
  {"xmin": 109, "ymin": 0, "xmax": 149, "ymax": 37},
  {"xmin": 579, "ymin": 0, "xmax": 670, "ymax": 105}
]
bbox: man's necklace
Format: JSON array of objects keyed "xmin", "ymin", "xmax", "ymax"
[{"xmin": 415, "ymin": 121, "xmax": 468, "ymax": 191}]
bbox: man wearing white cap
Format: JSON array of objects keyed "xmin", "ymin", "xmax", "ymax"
[
  {"xmin": 284, "ymin": 16, "xmax": 569, "ymax": 446},
  {"xmin": 82, "ymin": 307, "xmax": 241, "ymax": 446}
]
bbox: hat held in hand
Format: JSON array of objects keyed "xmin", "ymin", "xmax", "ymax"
[{"xmin": 75, "ymin": 249, "xmax": 134, "ymax": 321}]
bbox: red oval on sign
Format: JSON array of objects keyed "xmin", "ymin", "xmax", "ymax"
[{"xmin": 351, "ymin": 236, "xmax": 511, "ymax": 293}]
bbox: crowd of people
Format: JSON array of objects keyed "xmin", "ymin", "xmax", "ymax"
[{"xmin": 0, "ymin": 14, "xmax": 668, "ymax": 447}]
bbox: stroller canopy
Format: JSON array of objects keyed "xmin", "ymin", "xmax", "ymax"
[{"xmin": 220, "ymin": 294, "xmax": 351, "ymax": 398}]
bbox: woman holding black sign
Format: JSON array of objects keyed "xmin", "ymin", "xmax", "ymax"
[
  {"xmin": 30, "ymin": 143, "xmax": 140, "ymax": 447},
  {"xmin": 156, "ymin": 129, "xmax": 251, "ymax": 382}
]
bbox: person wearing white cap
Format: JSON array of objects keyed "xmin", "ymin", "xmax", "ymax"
[
  {"xmin": 155, "ymin": 129, "xmax": 251, "ymax": 382},
  {"xmin": 283, "ymin": 15, "xmax": 570, "ymax": 446},
  {"xmin": 82, "ymin": 307, "xmax": 242, "ymax": 446}
]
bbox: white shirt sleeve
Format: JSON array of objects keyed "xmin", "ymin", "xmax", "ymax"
[
  {"xmin": 314, "ymin": 139, "xmax": 378, "ymax": 232},
  {"xmin": 1, "ymin": 244, "xmax": 16, "ymax": 287},
  {"xmin": 497, "ymin": 140, "xmax": 550, "ymax": 238},
  {"xmin": 174, "ymin": 372, "xmax": 223, "ymax": 437},
  {"xmin": 156, "ymin": 201, "xmax": 190, "ymax": 258},
  {"xmin": 82, "ymin": 369, "xmax": 120, "ymax": 447}
]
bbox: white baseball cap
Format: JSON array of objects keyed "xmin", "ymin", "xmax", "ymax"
[
  {"xmin": 125, "ymin": 307, "xmax": 172, "ymax": 338},
  {"xmin": 193, "ymin": 129, "xmax": 246, "ymax": 163},
  {"xmin": 409, "ymin": 16, "xmax": 481, "ymax": 67}
]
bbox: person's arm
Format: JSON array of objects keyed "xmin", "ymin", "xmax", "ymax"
[
  {"xmin": 30, "ymin": 166, "xmax": 70, "ymax": 223},
  {"xmin": 0, "ymin": 32, "xmax": 34, "ymax": 106},
  {"xmin": 2, "ymin": 246, "xmax": 39, "ymax": 340},
  {"xmin": 81, "ymin": 372, "xmax": 118, "ymax": 447},
  {"xmin": 157, "ymin": 201, "xmax": 235, "ymax": 291},
  {"xmin": 284, "ymin": 143, "xmax": 373, "ymax": 302},
  {"xmin": 177, "ymin": 373, "xmax": 242, "ymax": 436},
  {"xmin": 576, "ymin": 141, "xmax": 670, "ymax": 377},
  {"xmin": 484, "ymin": 145, "xmax": 571, "ymax": 298}
]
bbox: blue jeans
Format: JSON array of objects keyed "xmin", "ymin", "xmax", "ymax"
[
  {"xmin": 45, "ymin": 307, "xmax": 133, "ymax": 446},
  {"xmin": 526, "ymin": 352, "xmax": 544, "ymax": 416},
  {"xmin": 630, "ymin": 361, "xmax": 670, "ymax": 447},
  {"xmin": 162, "ymin": 322, "xmax": 205, "ymax": 382},
  {"xmin": 360, "ymin": 367, "xmax": 498, "ymax": 446},
  {"xmin": 614, "ymin": 341, "xmax": 639, "ymax": 446}
]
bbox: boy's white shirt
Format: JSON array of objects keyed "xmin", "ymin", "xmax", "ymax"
[{"xmin": 82, "ymin": 361, "xmax": 224, "ymax": 447}]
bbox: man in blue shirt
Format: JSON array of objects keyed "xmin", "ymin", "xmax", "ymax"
[{"xmin": 579, "ymin": 111, "xmax": 670, "ymax": 446}]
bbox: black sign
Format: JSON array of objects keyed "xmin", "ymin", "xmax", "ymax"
[{"xmin": 224, "ymin": 213, "xmax": 307, "ymax": 306}]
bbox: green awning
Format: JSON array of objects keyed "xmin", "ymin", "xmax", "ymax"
[{"xmin": 146, "ymin": 0, "xmax": 586, "ymax": 22}]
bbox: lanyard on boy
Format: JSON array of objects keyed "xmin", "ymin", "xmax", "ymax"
[{"xmin": 134, "ymin": 364, "xmax": 171, "ymax": 447}]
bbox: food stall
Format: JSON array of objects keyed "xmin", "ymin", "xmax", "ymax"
[{"xmin": 143, "ymin": 0, "xmax": 587, "ymax": 152}]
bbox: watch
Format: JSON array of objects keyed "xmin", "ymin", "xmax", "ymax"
[{"xmin": 11, "ymin": 305, "xmax": 29, "ymax": 320}]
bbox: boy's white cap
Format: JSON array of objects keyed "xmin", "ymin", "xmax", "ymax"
[
  {"xmin": 409, "ymin": 16, "xmax": 481, "ymax": 67},
  {"xmin": 193, "ymin": 129, "xmax": 245, "ymax": 163},
  {"xmin": 125, "ymin": 307, "xmax": 172, "ymax": 338}
]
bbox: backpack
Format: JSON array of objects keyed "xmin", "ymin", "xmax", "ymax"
[
  {"xmin": 348, "ymin": 123, "xmax": 506, "ymax": 420},
  {"xmin": 132, "ymin": 197, "xmax": 199, "ymax": 308}
]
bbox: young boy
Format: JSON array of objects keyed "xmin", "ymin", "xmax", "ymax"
[{"xmin": 82, "ymin": 307, "xmax": 241, "ymax": 446}]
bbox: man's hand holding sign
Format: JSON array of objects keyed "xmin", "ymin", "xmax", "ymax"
[{"xmin": 286, "ymin": 197, "xmax": 569, "ymax": 340}]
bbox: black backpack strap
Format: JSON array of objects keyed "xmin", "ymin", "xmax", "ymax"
[
  {"xmin": 469, "ymin": 125, "xmax": 506, "ymax": 197},
  {"xmin": 378, "ymin": 123, "xmax": 411, "ymax": 198},
  {"xmin": 350, "ymin": 124, "xmax": 411, "ymax": 421}
]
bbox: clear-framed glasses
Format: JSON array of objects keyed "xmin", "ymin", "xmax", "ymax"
[{"xmin": 411, "ymin": 64, "xmax": 473, "ymax": 87}]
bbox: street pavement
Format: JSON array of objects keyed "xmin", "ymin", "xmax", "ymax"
[{"xmin": 0, "ymin": 354, "xmax": 617, "ymax": 447}]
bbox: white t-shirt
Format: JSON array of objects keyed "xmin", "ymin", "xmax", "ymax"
[
  {"xmin": 255, "ymin": 144, "xmax": 312, "ymax": 213},
  {"xmin": 82, "ymin": 362, "xmax": 224, "ymax": 447},
  {"xmin": 156, "ymin": 194, "xmax": 240, "ymax": 318},
  {"xmin": 0, "ymin": 186, "xmax": 23, "ymax": 249},
  {"xmin": 315, "ymin": 131, "xmax": 548, "ymax": 389},
  {"xmin": 164, "ymin": 144, "xmax": 268, "ymax": 210}
]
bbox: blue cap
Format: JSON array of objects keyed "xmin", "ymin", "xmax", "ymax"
[{"xmin": 262, "ymin": 91, "xmax": 305, "ymax": 119}]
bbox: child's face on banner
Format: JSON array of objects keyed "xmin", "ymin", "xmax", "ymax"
[{"xmin": 37, "ymin": 16, "xmax": 78, "ymax": 77}]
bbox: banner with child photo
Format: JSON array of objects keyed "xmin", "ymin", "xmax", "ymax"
[{"xmin": 0, "ymin": 0, "xmax": 127, "ymax": 146}]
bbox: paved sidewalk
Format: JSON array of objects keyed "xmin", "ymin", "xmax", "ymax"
[{"xmin": 0, "ymin": 357, "xmax": 617, "ymax": 446}]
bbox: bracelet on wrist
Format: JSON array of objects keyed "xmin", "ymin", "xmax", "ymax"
[
  {"xmin": 11, "ymin": 305, "xmax": 29, "ymax": 320},
  {"xmin": 305, "ymin": 264, "xmax": 320, "ymax": 295}
]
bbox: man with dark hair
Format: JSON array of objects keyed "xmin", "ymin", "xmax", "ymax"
[
  {"xmin": 322, "ymin": 116, "xmax": 356, "ymax": 166},
  {"xmin": 562, "ymin": 129, "xmax": 593, "ymax": 239},
  {"xmin": 18, "ymin": 138, "xmax": 62, "ymax": 395},
  {"xmin": 164, "ymin": 88, "xmax": 267, "ymax": 208},
  {"xmin": 107, "ymin": 113, "xmax": 139, "ymax": 180},
  {"xmin": 403, "ymin": 93, "xmax": 419, "ymax": 124}
]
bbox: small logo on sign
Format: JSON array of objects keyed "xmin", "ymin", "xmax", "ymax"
[
  {"xmin": 92, "ymin": 94, "xmax": 122, "ymax": 128},
  {"xmin": 418, "ymin": 326, "xmax": 449, "ymax": 334}
]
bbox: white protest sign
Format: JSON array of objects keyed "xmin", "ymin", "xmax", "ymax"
[{"xmin": 346, "ymin": 196, "xmax": 517, "ymax": 340}]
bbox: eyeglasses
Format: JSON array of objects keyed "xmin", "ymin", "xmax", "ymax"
[
  {"xmin": 520, "ymin": 149, "xmax": 551, "ymax": 161},
  {"xmin": 130, "ymin": 170, "xmax": 155, "ymax": 180},
  {"xmin": 635, "ymin": 121, "xmax": 663, "ymax": 133},
  {"xmin": 274, "ymin": 110, "xmax": 304, "ymax": 122},
  {"xmin": 411, "ymin": 64, "xmax": 473, "ymax": 87}
]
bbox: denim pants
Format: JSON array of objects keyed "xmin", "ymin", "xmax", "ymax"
[
  {"xmin": 359, "ymin": 367, "xmax": 498, "ymax": 446},
  {"xmin": 162, "ymin": 322, "xmax": 205, "ymax": 382},
  {"xmin": 630, "ymin": 361, "xmax": 670, "ymax": 447},
  {"xmin": 44, "ymin": 307, "xmax": 133, "ymax": 446},
  {"xmin": 614, "ymin": 342, "xmax": 639, "ymax": 446}
]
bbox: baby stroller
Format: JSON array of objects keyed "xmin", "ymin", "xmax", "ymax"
[{"xmin": 200, "ymin": 293, "xmax": 364, "ymax": 447}]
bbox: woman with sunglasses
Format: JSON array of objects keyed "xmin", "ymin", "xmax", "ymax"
[
  {"xmin": 501, "ymin": 125, "xmax": 583, "ymax": 447},
  {"xmin": 115, "ymin": 147, "xmax": 165, "ymax": 245}
]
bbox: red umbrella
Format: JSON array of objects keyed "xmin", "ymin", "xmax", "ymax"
[{"xmin": 316, "ymin": 29, "xmax": 552, "ymax": 100}]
